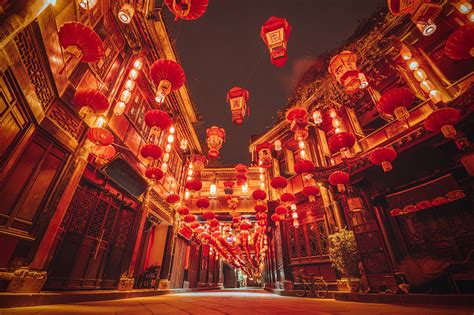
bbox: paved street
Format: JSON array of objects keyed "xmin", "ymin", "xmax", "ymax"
[{"xmin": 0, "ymin": 290, "xmax": 472, "ymax": 315}]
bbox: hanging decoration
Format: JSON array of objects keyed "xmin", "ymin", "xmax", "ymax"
[
  {"xmin": 58, "ymin": 22, "xmax": 104, "ymax": 73},
  {"xmin": 87, "ymin": 127, "xmax": 114, "ymax": 146},
  {"xmin": 370, "ymin": 146, "xmax": 398, "ymax": 172},
  {"xmin": 444, "ymin": 23, "xmax": 474, "ymax": 60},
  {"xmin": 166, "ymin": 193, "xmax": 181, "ymax": 205},
  {"xmin": 252, "ymin": 189, "xmax": 267, "ymax": 204},
  {"xmin": 387, "ymin": 0, "xmax": 441, "ymax": 36},
  {"xmin": 114, "ymin": 57, "xmax": 143, "ymax": 115},
  {"xmin": 90, "ymin": 144, "xmax": 116, "ymax": 165},
  {"xmin": 118, "ymin": 3, "xmax": 135, "ymax": 24},
  {"xmin": 260, "ymin": 16, "xmax": 292, "ymax": 67},
  {"xmin": 177, "ymin": 205, "xmax": 190, "ymax": 216},
  {"xmin": 328, "ymin": 170, "xmax": 350, "ymax": 193},
  {"xmin": 144, "ymin": 109, "xmax": 172, "ymax": 141},
  {"xmin": 424, "ymin": 107, "xmax": 461, "ymax": 139},
  {"xmin": 74, "ymin": 88, "xmax": 109, "ymax": 120},
  {"xmin": 206, "ymin": 126, "xmax": 226, "ymax": 159},
  {"xmin": 164, "ymin": 0, "xmax": 209, "ymax": 20},
  {"xmin": 286, "ymin": 107, "xmax": 309, "ymax": 140},
  {"xmin": 302, "ymin": 185, "xmax": 320, "ymax": 202},
  {"xmin": 235, "ymin": 164, "xmax": 249, "ymax": 185},
  {"xmin": 328, "ymin": 50, "xmax": 366, "ymax": 94},
  {"xmin": 227, "ymin": 87, "xmax": 250, "ymax": 125},
  {"xmin": 328, "ymin": 131, "xmax": 356, "ymax": 158},
  {"xmin": 377, "ymin": 87, "xmax": 414, "ymax": 121},
  {"xmin": 150, "ymin": 59, "xmax": 186, "ymax": 104},
  {"xmin": 256, "ymin": 142, "xmax": 273, "ymax": 168},
  {"xmin": 270, "ymin": 176, "xmax": 288, "ymax": 195},
  {"xmin": 280, "ymin": 192, "xmax": 295, "ymax": 206},
  {"xmin": 144, "ymin": 167, "xmax": 164, "ymax": 183}
]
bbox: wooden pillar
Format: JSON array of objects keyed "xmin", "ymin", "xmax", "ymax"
[
  {"xmin": 128, "ymin": 189, "xmax": 151, "ymax": 276},
  {"xmin": 30, "ymin": 147, "xmax": 88, "ymax": 270}
]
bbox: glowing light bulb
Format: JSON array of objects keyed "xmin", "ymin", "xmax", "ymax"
[
  {"xmin": 456, "ymin": 2, "xmax": 472, "ymax": 14},
  {"xmin": 180, "ymin": 139, "xmax": 188, "ymax": 150},
  {"xmin": 169, "ymin": 126, "xmax": 175, "ymax": 134},
  {"xmin": 312, "ymin": 110, "xmax": 322, "ymax": 125},
  {"xmin": 118, "ymin": 3, "xmax": 135, "ymax": 24},
  {"xmin": 298, "ymin": 140, "xmax": 305, "ymax": 150},
  {"xmin": 121, "ymin": 90, "xmax": 132, "ymax": 103},
  {"xmin": 413, "ymin": 68, "xmax": 427, "ymax": 81},
  {"xmin": 163, "ymin": 152, "xmax": 170, "ymax": 163},
  {"xmin": 129, "ymin": 69, "xmax": 138, "ymax": 80},
  {"xmin": 96, "ymin": 116, "xmax": 106, "ymax": 127},
  {"xmin": 408, "ymin": 59, "xmax": 419, "ymax": 70},
  {"xmin": 242, "ymin": 183, "xmax": 248, "ymax": 194},
  {"xmin": 161, "ymin": 163, "xmax": 168, "ymax": 172},
  {"xmin": 125, "ymin": 79, "xmax": 136, "ymax": 91},
  {"xmin": 133, "ymin": 58, "xmax": 143, "ymax": 70},
  {"xmin": 329, "ymin": 108, "xmax": 337, "ymax": 119},
  {"xmin": 210, "ymin": 183, "xmax": 217, "ymax": 196},
  {"xmin": 185, "ymin": 191, "xmax": 190, "ymax": 200},
  {"xmin": 114, "ymin": 102, "xmax": 126, "ymax": 115},
  {"xmin": 274, "ymin": 140, "xmax": 282, "ymax": 151}
]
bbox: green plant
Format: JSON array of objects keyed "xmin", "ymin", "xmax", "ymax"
[{"xmin": 328, "ymin": 228, "xmax": 361, "ymax": 278}]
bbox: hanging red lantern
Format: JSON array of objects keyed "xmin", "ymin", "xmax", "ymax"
[
  {"xmin": 145, "ymin": 166, "xmax": 164, "ymax": 182},
  {"xmin": 185, "ymin": 178, "xmax": 202, "ymax": 192},
  {"xmin": 370, "ymin": 146, "xmax": 397, "ymax": 172},
  {"xmin": 260, "ymin": 16, "xmax": 292, "ymax": 67},
  {"xmin": 184, "ymin": 214, "xmax": 196, "ymax": 223},
  {"xmin": 252, "ymin": 189, "xmax": 267, "ymax": 201},
  {"xmin": 256, "ymin": 212, "xmax": 267, "ymax": 221},
  {"xmin": 227, "ymin": 87, "xmax": 250, "ymax": 125},
  {"xmin": 196, "ymin": 197, "xmax": 211, "ymax": 210},
  {"xmin": 206, "ymin": 126, "xmax": 226, "ymax": 159},
  {"xmin": 328, "ymin": 171, "xmax": 350, "ymax": 193},
  {"xmin": 177, "ymin": 206, "xmax": 190, "ymax": 216},
  {"xmin": 286, "ymin": 107, "xmax": 309, "ymax": 135},
  {"xmin": 377, "ymin": 87, "xmax": 414, "ymax": 121},
  {"xmin": 254, "ymin": 204, "xmax": 268, "ymax": 213},
  {"xmin": 294, "ymin": 159, "xmax": 315, "ymax": 176},
  {"xmin": 58, "ymin": 22, "xmax": 104, "ymax": 72},
  {"xmin": 209, "ymin": 218, "xmax": 220, "ymax": 228},
  {"xmin": 150, "ymin": 59, "xmax": 186, "ymax": 103},
  {"xmin": 328, "ymin": 50, "xmax": 364, "ymax": 94},
  {"xmin": 87, "ymin": 127, "xmax": 114, "ymax": 146},
  {"xmin": 328, "ymin": 132, "xmax": 355, "ymax": 157},
  {"xmin": 256, "ymin": 142, "xmax": 273, "ymax": 168},
  {"xmin": 445, "ymin": 24, "xmax": 474, "ymax": 60},
  {"xmin": 164, "ymin": 0, "xmax": 209, "ymax": 20},
  {"xmin": 144, "ymin": 109, "xmax": 172, "ymax": 131},
  {"xmin": 271, "ymin": 213, "xmax": 282, "ymax": 223},
  {"xmin": 280, "ymin": 192, "xmax": 295, "ymax": 204},
  {"xmin": 191, "ymin": 153, "xmax": 207, "ymax": 174},
  {"xmin": 74, "ymin": 88, "xmax": 109, "ymax": 118},
  {"xmin": 302, "ymin": 185, "xmax": 320, "ymax": 202},
  {"xmin": 90, "ymin": 144, "xmax": 116, "ymax": 165},
  {"xmin": 140, "ymin": 144, "xmax": 162, "ymax": 161},
  {"xmin": 202, "ymin": 211, "xmax": 215, "ymax": 221},
  {"xmin": 270, "ymin": 176, "xmax": 288, "ymax": 192},
  {"xmin": 166, "ymin": 193, "xmax": 180, "ymax": 204},
  {"xmin": 424, "ymin": 107, "xmax": 461, "ymax": 139},
  {"xmin": 190, "ymin": 221, "xmax": 201, "ymax": 230},
  {"xmin": 275, "ymin": 205, "xmax": 288, "ymax": 216},
  {"xmin": 240, "ymin": 220, "xmax": 251, "ymax": 230},
  {"xmin": 235, "ymin": 164, "xmax": 249, "ymax": 185},
  {"xmin": 387, "ymin": 0, "xmax": 440, "ymax": 36}
]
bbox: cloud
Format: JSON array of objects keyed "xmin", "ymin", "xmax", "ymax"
[{"xmin": 278, "ymin": 56, "xmax": 316, "ymax": 96}]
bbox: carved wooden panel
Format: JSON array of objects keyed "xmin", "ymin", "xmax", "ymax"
[
  {"xmin": 0, "ymin": 70, "xmax": 30, "ymax": 166},
  {"xmin": 13, "ymin": 24, "xmax": 54, "ymax": 111},
  {"xmin": 47, "ymin": 101, "xmax": 85, "ymax": 140}
]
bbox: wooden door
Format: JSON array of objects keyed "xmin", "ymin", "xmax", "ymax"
[
  {"xmin": 46, "ymin": 181, "xmax": 137, "ymax": 289},
  {"xmin": 187, "ymin": 242, "xmax": 200, "ymax": 288}
]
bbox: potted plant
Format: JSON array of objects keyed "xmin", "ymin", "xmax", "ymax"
[{"xmin": 328, "ymin": 228, "xmax": 361, "ymax": 292}]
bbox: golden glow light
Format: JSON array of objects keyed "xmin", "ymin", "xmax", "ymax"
[
  {"xmin": 413, "ymin": 69, "xmax": 427, "ymax": 81},
  {"xmin": 78, "ymin": 0, "xmax": 97, "ymax": 10},
  {"xmin": 95, "ymin": 116, "xmax": 106, "ymax": 128},
  {"xmin": 210, "ymin": 183, "xmax": 217, "ymax": 196},
  {"xmin": 118, "ymin": 3, "xmax": 135, "ymax": 24},
  {"xmin": 312, "ymin": 110, "xmax": 322, "ymax": 125},
  {"xmin": 133, "ymin": 58, "xmax": 143, "ymax": 70},
  {"xmin": 129, "ymin": 69, "xmax": 138, "ymax": 80},
  {"xmin": 329, "ymin": 108, "xmax": 337, "ymax": 119},
  {"xmin": 165, "ymin": 143, "xmax": 172, "ymax": 153},
  {"xmin": 167, "ymin": 134, "xmax": 175, "ymax": 143},
  {"xmin": 242, "ymin": 183, "xmax": 248, "ymax": 194},
  {"xmin": 408, "ymin": 59, "xmax": 419, "ymax": 70},
  {"xmin": 114, "ymin": 102, "xmax": 126, "ymax": 115},
  {"xmin": 456, "ymin": 1, "xmax": 472, "ymax": 14},
  {"xmin": 161, "ymin": 163, "xmax": 168, "ymax": 172},
  {"xmin": 180, "ymin": 139, "xmax": 188, "ymax": 150},
  {"xmin": 429, "ymin": 89, "xmax": 442, "ymax": 104},
  {"xmin": 121, "ymin": 90, "xmax": 132, "ymax": 103},
  {"xmin": 124, "ymin": 79, "xmax": 136, "ymax": 91},
  {"xmin": 274, "ymin": 140, "xmax": 282, "ymax": 151}
]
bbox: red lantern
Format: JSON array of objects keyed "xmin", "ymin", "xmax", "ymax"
[
  {"xmin": 90, "ymin": 144, "xmax": 115, "ymax": 164},
  {"xmin": 144, "ymin": 109, "xmax": 172, "ymax": 132},
  {"xmin": 190, "ymin": 221, "xmax": 200, "ymax": 230},
  {"xmin": 206, "ymin": 126, "xmax": 226, "ymax": 159},
  {"xmin": 328, "ymin": 132, "xmax": 355, "ymax": 157},
  {"xmin": 184, "ymin": 214, "xmax": 196, "ymax": 223},
  {"xmin": 140, "ymin": 144, "xmax": 162, "ymax": 161},
  {"xmin": 280, "ymin": 192, "xmax": 295, "ymax": 204},
  {"xmin": 196, "ymin": 197, "xmax": 210, "ymax": 209},
  {"xmin": 275, "ymin": 205, "xmax": 288, "ymax": 216},
  {"xmin": 202, "ymin": 211, "xmax": 215, "ymax": 221},
  {"xmin": 166, "ymin": 193, "xmax": 180, "ymax": 204},
  {"xmin": 254, "ymin": 204, "xmax": 268, "ymax": 213},
  {"xmin": 286, "ymin": 107, "xmax": 309, "ymax": 137},
  {"xmin": 58, "ymin": 22, "xmax": 104, "ymax": 72},
  {"xmin": 164, "ymin": 0, "xmax": 209, "ymax": 20},
  {"xmin": 424, "ymin": 107, "xmax": 461, "ymax": 139},
  {"xmin": 302, "ymin": 185, "xmax": 320, "ymax": 202},
  {"xmin": 223, "ymin": 180, "xmax": 235, "ymax": 196},
  {"xmin": 370, "ymin": 146, "xmax": 397, "ymax": 172},
  {"xmin": 177, "ymin": 206, "xmax": 190, "ymax": 216},
  {"xmin": 256, "ymin": 142, "xmax": 273, "ymax": 168},
  {"xmin": 252, "ymin": 189, "xmax": 267, "ymax": 201},
  {"xmin": 445, "ymin": 24, "xmax": 474, "ymax": 60},
  {"xmin": 145, "ymin": 167, "xmax": 164, "ymax": 182},
  {"xmin": 235, "ymin": 164, "xmax": 249, "ymax": 185},
  {"xmin": 377, "ymin": 87, "xmax": 414, "ymax": 121},
  {"xmin": 209, "ymin": 218, "xmax": 220, "ymax": 228},
  {"xmin": 271, "ymin": 213, "xmax": 282, "ymax": 223},
  {"xmin": 150, "ymin": 59, "xmax": 185, "ymax": 103},
  {"xmin": 256, "ymin": 212, "xmax": 267, "ymax": 221},
  {"xmin": 260, "ymin": 16, "xmax": 291, "ymax": 67},
  {"xmin": 328, "ymin": 50, "xmax": 363, "ymax": 94},
  {"xmin": 270, "ymin": 176, "xmax": 288, "ymax": 191},
  {"xmin": 227, "ymin": 87, "xmax": 249, "ymax": 125},
  {"xmin": 240, "ymin": 220, "xmax": 251, "ymax": 230},
  {"xmin": 328, "ymin": 171, "xmax": 350, "ymax": 193},
  {"xmin": 294, "ymin": 159, "xmax": 314, "ymax": 176},
  {"xmin": 87, "ymin": 127, "xmax": 114, "ymax": 146},
  {"xmin": 387, "ymin": 0, "xmax": 441, "ymax": 36},
  {"xmin": 185, "ymin": 178, "xmax": 202, "ymax": 192},
  {"xmin": 74, "ymin": 88, "xmax": 109, "ymax": 118},
  {"xmin": 191, "ymin": 153, "xmax": 207, "ymax": 173}
]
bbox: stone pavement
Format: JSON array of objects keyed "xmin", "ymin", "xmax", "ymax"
[{"xmin": 0, "ymin": 290, "xmax": 472, "ymax": 315}]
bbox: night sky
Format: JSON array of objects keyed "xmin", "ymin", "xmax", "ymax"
[{"xmin": 163, "ymin": 0, "xmax": 384, "ymax": 165}]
